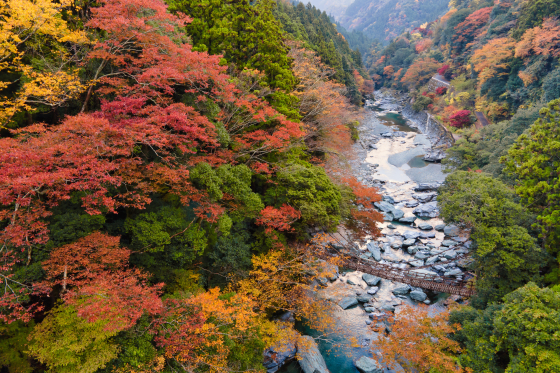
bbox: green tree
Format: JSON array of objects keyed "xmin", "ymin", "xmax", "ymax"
[
  {"xmin": 439, "ymin": 171, "xmax": 543, "ymax": 303},
  {"xmin": 503, "ymin": 99, "xmax": 560, "ymax": 283},
  {"xmin": 27, "ymin": 304, "xmax": 119, "ymax": 373},
  {"xmin": 494, "ymin": 283, "xmax": 560, "ymax": 372}
]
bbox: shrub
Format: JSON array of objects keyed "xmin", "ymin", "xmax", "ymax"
[
  {"xmin": 449, "ymin": 110, "xmax": 473, "ymax": 128},
  {"xmin": 436, "ymin": 86, "xmax": 448, "ymax": 95}
]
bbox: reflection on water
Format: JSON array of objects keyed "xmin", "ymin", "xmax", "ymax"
[
  {"xmin": 407, "ymin": 155, "xmax": 429, "ymax": 169},
  {"xmin": 378, "ymin": 112, "xmax": 419, "ymax": 133}
]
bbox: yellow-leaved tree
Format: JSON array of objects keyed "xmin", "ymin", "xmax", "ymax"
[{"xmin": 0, "ymin": 0, "xmax": 89, "ymax": 127}]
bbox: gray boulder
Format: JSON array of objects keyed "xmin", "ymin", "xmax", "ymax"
[
  {"xmin": 362, "ymin": 274, "xmax": 381, "ymax": 286},
  {"xmin": 297, "ymin": 336, "xmax": 329, "ymax": 373},
  {"xmin": 338, "ymin": 297, "xmax": 358, "ymax": 310},
  {"xmin": 414, "ymin": 183, "xmax": 442, "ymax": 192},
  {"xmin": 391, "ymin": 241, "xmax": 403, "ymax": 249},
  {"xmin": 402, "ymin": 230, "xmax": 422, "ymax": 240},
  {"xmin": 391, "ymin": 209, "xmax": 405, "ymax": 220},
  {"xmin": 444, "ymin": 268, "xmax": 463, "ymax": 276},
  {"xmin": 413, "ymin": 202, "xmax": 439, "ymax": 218},
  {"xmin": 367, "ymin": 287, "xmax": 379, "ymax": 295},
  {"xmin": 374, "ymin": 201, "xmax": 394, "ymax": 213},
  {"xmin": 417, "ymin": 222, "xmax": 433, "ymax": 230},
  {"xmin": 346, "ymin": 278, "xmax": 358, "ymax": 285},
  {"xmin": 405, "ymin": 200, "xmax": 420, "ymax": 208},
  {"xmin": 434, "ymin": 224, "xmax": 446, "ymax": 231},
  {"xmin": 357, "ymin": 295, "xmax": 373, "ymax": 303},
  {"xmin": 392, "ymin": 284, "xmax": 411, "ymax": 295},
  {"xmin": 413, "ymin": 192, "xmax": 437, "ymax": 203},
  {"xmin": 382, "ymin": 212, "xmax": 394, "ymax": 221},
  {"xmin": 410, "ymin": 290, "xmax": 427, "ymax": 302},
  {"xmin": 399, "ymin": 216, "xmax": 417, "ymax": 224},
  {"xmin": 426, "ymin": 256, "xmax": 439, "ymax": 265},
  {"xmin": 407, "ymin": 246, "xmax": 419, "ymax": 255},
  {"xmin": 415, "ymin": 252, "xmax": 430, "ymax": 260},
  {"xmin": 409, "ymin": 260, "xmax": 424, "ymax": 267},
  {"xmin": 382, "ymin": 195, "xmax": 395, "ymax": 204},
  {"xmin": 354, "ymin": 356, "xmax": 383, "ymax": 373},
  {"xmin": 444, "ymin": 224, "xmax": 460, "ymax": 237},
  {"xmin": 441, "ymin": 240, "xmax": 457, "ymax": 247},
  {"xmin": 443, "ymin": 250, "xmax": 458, "ymax": 260},
  {"xmin": 420, "ymin": 231, "xmax": 436, "ymax": 239},
  {"xmin": 403, "ymin": 238, "xmax": 416, "ymax": 247}
]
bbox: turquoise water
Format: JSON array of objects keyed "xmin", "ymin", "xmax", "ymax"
[
  {"xmin": 407, "ymin": 155, "xmax": 429, "ymax": 168},
  {"xmin": 378, "ymin": 112, "xmax": 419, "ymax": 133}
]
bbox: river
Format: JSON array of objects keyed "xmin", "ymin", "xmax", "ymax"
[{"xmin": 277, "ymin": 91, "xmax": 468, "ymax": 373}]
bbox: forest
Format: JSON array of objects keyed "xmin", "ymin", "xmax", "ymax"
[{"xmin": 1, "ymin": 0, "xmax": 560, "ymax": 372}]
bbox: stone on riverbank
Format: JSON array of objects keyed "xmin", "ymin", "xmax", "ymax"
[
  {"xmin": 338, "ymin": 297, "xmax": 358, "ymax": 310},
  {"xmin": 362, "ymin": 274, "xmax": 381, "ymax": 286},
  {"xmin": 402, "ymin": 238, "xmax": 416, "ymax": 247},
  {"xmin": 297, "ymin": 336, "xmax": 330, "ymax": 373},
  {"xmin": 354, "ymin": 356, "xmax": 383, "ymax": 373},
  {"xmin": 413, "ymin": 193, "xmax": 437, "ymax": 203},
  {"xmin": 414, "ymin": 183, "xmax": 442, "ymax": 192},
  {"xmin": 417, "ymin": 222, "xmax": 433, "ymax": 230},
  {"xmin": 367, "ymin": 287, "xmax": 379, "ymax": 295},
  {"xmin": 413, "ymin": 202, "xmax": 439, "ymax": 218},
  {"xmin": 399, "ymin": 216, "xmax": 417, "ymax": 224},
  {"xmin": 410, "ymin": 290, "xmax": 427, "ymax": 302},
  {"xmin": 403, "ymin": 230, "xmax": 422, "ymax": 240},
  {"xmin": 435, "ymin": 224, "xmax": 446, "ymax": 231},
  {"xmin": 392, "ymin": 284, "xmax": 411, "ymax": 295},
  {"xmin": 357, "ymin": 295, "xmax": 373, "ymax": 303},
  {"xmin": 392, "ymin": 209, "xmax": 405, "ymax": 220},
  {"xmin": 444, "ymin": 224, "xmax": 460, "ymax": 237},
  {"xmin": 441, "ymin": 240, "xmax": 457, "ymax": 247}
]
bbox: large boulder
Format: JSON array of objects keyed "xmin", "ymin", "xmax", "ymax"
[
  {"xmin": 434, "ymin": 224, "xmax": 446, "ymax": 231},
  {"xmin": 382, "ymin": 212, "xmax": 394, "ymax": 221},
  {"xmin": 441, "ymin": 240, "xmax": 457, "ymax": 247},
  {"xmin": 413, "ymin": 202, "xmax": 439, "ymax": 218},
  {"xmin": 444, "ymin": 224, "xmax": 461, "ymax": 237},
  {"xmin": 405, "ymin": 200, "xmax": 420, "ymax": 208},
  {"xmin": 263, "ymin": 343, "xmax": 297, "ymax": 373},
  {"xmin": 382, "ymin": 195, "xmax": 395, "ymax": 204},
  {"xmin": 410, "ymin": 290, "xmax": 427, "ymax": 302},
  {"xmin": 414, "ymin": 183, "xmax": 442, "ymax": 192},
  {"xmin": 402, "ymin": 230, "xmax": 422, "ymax": 240},
  {"xmin": 391, "ymin": 209, "xmax": 405, "ymax": 220},
  {"xmin": 415, "ymin": 252, "xmax": 430, "ymax": 260},
  {"xmin": 374, "ymin": 201, "xmax": 394, "ymax": 213},
  {"xmin": 402, "ymin": 239, "xmax": 416, "ymax": 247},
  {"xmin": 399, "ymin": 216, "xmax": 417, "ymax": 224},
  {"xmin": 338, "ymin": 297, "xmax": 358, "ymax": 310},
  {"xmin": 297, "ymin": 336, "xmax": 330, "ymax": 373},
  {"xmin": 412, "ymin": 192, "xmax": 437, "ymax": 203},
  {"xmin": 354, "ymin": 356, "xmax": 383, "ymax": 373},
  {"xmin": 407, "ymin": 246, "xmax": 419, "ymax": 255},
  {"xmin": 357, "ymin": 294, "xmax": 373, "ymax": 303},
  {"xmin": 417, "ymin": 222, "xmax": 433, "ymax": 230},
  {"xmin": 362, "ymin": 274, "xmax": 381, "ymax": 286},
  {"xmin": 392, "ymin": 284, "xmax": 411, "ymax": 295},
  {"xmin": 444, "ymin": 268, "xmax": 463, "ymax": 276}
]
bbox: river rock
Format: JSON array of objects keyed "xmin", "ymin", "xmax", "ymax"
[
  {"xmin": 357, "ymin": 295, "xmax": 373, "ymax": 303},
  {"xmin": 444, "ymin": 268, "xmax": 463, "ymax": 276},
  {"xmin": 387, "ymin": 224, "xmax": 396, "ymax": 229},
  {"xmin": 401, "ymin": 238, "xmax": 415, "ymax": 247},
  {"xmin": 414, "ymin": 183, "xmax": 442, "ymax": 192},
  {"xmin": 410, "ymin": 260, "xmax": 424, "ymax": 267},
  {"xmin": 413, "ymin": 202, "xmax": 439, "ymax": 218},
  {"xmin": 415, "ymin": 252, "xmax": 430, "ymax": 260},
  {"xmin": 444, "ymin": 224, "xmax": 461, "ymax": 237},
  {"xmin": 435, "ymin": 224, "xmax": 446, "ymax": 231},
  {"xmin": 382, "ymin": 195, "xmax": 395, "ymax": 204},
  {"xmin": 364, "ymin": 307, "xmax": 375, "ymax": 312},
  {"xmin": 297, "ymin": 336, "xmax": 330, "ymax": 373},
  {"xmin": 382, "ymin": 212, "xmax": 394, "ymax": 221},
  {"xmin": 392, "ymin": 284, "xmax": 411, "ymax": 295},
  {"xmin": 426, "ymin": 256, "xmax": 439, "ymax": 265},
  {"xmin": 417, "ymin": 222, "xmax": 433, "ymax": 230},
  {"xmin": 381, "ymin": 243, "xmax": 391, "ymax": 252},
  {"xmin": 411, "ymin": 269, "xmax": 439, "ymax": 276},
  {"xmin": 362, "ymin": 274, "xmax": 381, "ymax": 286},
  {"xmin": 391, "ymin": 209, "xmax": 405, "ymax": 220},
  {"xmin": 367, "ymin": 287, "xmax": 379, "ymax": 295},
  {"xmin": 399, "ymin": 216, "xmax": 417, "ymax": 224},
  {"xmin": 405, "ymin": 200, "xmax": 420, "ymax": 208},
  {"xmin": 338, "ymin": 297, "xmax": 358, "ymax": 310},
  {"xmin": 407, "ymin": 246, "xmax": 419, "ymax": 254},
  {"xmin": 402, "ymin": 230, "xmax": 422, "ymax": 240},
  {"xmin": 410, "ymin": 290, "xmax": 427, "ymax": 302},
  {"xmin": 374, "ymin": 201, "xmax": 394, "ymax": 212},
  {"xmin": 263, "ymin": 342, "xmax": 296, "ymax": 373},
  {"xmin": 371, "ymin": 247, "xmax": 381, "ymax": 261},
  {"xmin": 316, "ymin": 277, "xmax": 328, "ymax": 286},
  {"xmin": 413, "ymin": 193, "xmax": 437, "ymax": 203},
  {"xmin": 420, "ymin": 231, "xmax": 437, "ymax": 239},
  {"xmin": 443, "ymin": 250, "xmax": 458, "ymax": 259},
  {"xmin": 391, "ymin": 241, "xmax": 403, "ymax": 249},
  {"xmin": 346, "ymin": 278, "xmax": 358, "ymax": 285},
  {"xmin": 354, "ymin": 356, "xmax": 383, "ymax": 373},
  {"xmin": 441, "ymin": 239, "xmax": 457, "ymax": 247}
]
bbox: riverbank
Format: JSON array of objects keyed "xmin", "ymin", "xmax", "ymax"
[{"xmin": 276, "ymin": 92, "xmax": 472, "ymax": 373}]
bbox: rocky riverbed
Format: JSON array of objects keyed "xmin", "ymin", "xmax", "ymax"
[{"xmin": 274, "ymin": 92, "xmax": 472, "ymax": 373}]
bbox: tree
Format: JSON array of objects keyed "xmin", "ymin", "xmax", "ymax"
[
  {"xmin": 439, "ymin": 171, "xmax": 543, "ymax": 303},
  {"xmin": 0, "ymin": 0, "xmax": 89, "ymax": 127},
  {"xmin": 493, "ymin": 283, "xmax": 560, "ymax": 373},
  {"xmin": 471, "ymin": 38, "xmax": 515, "ymax": 90},
  {"xmin": 448, "ymin": 110, "xmax": 472, "ymax": 128},
  {"xmin": 515, "ymin": 18, "xmax": 560, "ymax": 59},
  {"xmin": 452, "ymin": 7, "xmax": 492, "ymax": 53},
  {"xmin": 503, "ymin": 98, "xmax": 560, "ymax": 283},
  {"xmin": 400, "ymin": 57, "xmax": 440, "ymax": 89},
  {"xmin": 369, "ymin": 305, "xmax": 471, "ymax": 373},
  {"xmin": 27, "ymin": 304, "xmax": 120, "ymax": 373}
]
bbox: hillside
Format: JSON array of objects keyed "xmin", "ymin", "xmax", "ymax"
[{"xmin": 309, "ymin": 0, "xmax": 450, "ymax": 43}]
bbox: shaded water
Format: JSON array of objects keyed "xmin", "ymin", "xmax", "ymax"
[
  {"xmin": 378, "ymin": 112, "xmax": 419, "ymax": 133},
  {"xmin": 407, "ymin": 155, "xmax": 429, "ymax": 168}
]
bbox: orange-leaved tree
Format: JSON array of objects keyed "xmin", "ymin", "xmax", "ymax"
[
  {"xmin": 370, "ymin": 305, "xmax": 472, "ymax": 373},
  {"xmin": 401, "ymin": 57, "xmax": 440, "ymax": 89},
  {"xmin": 471, "ymin": 38, "xmax": 515, "ymax": 90}
]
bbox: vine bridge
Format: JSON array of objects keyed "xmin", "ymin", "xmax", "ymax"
[{"xmin": 314, "ymin": 234, "xmax": 476, "ymax": 298}]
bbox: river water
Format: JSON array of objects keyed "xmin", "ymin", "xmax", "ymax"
[{"xmin": 278, "ymin": 100, "xmax": 451, "ymax": 373}]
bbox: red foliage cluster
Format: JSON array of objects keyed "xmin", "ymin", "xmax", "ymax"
[
  {"xmin": 448, "ymin": 110, "xmax": 472, "ymax": 128},
  {"xmin": 0, "ymin": 0, "xmax": 304, "ymax": 323},
  {"xmin": 438, "ymin": 65, "xmax": 450, "ymax": 76},
  {"xmin": 436, "ymin": 87, "xmax": 448, "ymax": 95},
  {"xmin": 256, "ymin": 205, "xmax": 302, "ymax": 234}
]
